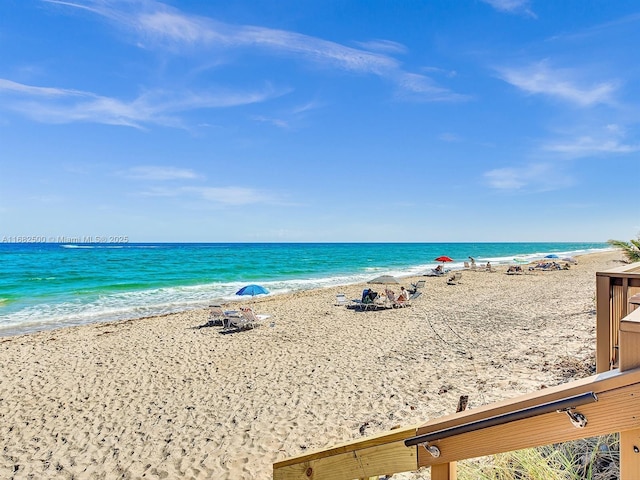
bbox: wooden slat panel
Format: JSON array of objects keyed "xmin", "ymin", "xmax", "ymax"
[
  {"xmin": 273, "ymin": 440, "xmax": 417, "ymax": 480},
  {"xmin": 418, "ymin": 381, "xmax": 640, "ymax": 467},
  {"xmin": 274, "ymin": 426, "xmax": 416, "ymax": 469},
  {"xmin": 619, "ymin": 316, "xmax": 640, "ymax": 478},
  {"xmin": 415, "ymin": 368, "xmax": 640, "ymax": 436}
]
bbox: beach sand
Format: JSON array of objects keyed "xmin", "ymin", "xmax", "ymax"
[{"xmin": 0, "ymin": 250, "xmax": 624, "ymax": 479}]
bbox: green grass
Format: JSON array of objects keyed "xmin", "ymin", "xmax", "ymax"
[{"xmin": 457, "ymin": 434, "xmax": 619, "ymax": 480}]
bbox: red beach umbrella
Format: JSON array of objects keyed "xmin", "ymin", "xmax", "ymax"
[{"xmin": 435, "ymin": 256, "xmax": 453, "ymax": 263}]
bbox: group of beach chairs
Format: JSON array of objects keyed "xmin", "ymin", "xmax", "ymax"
[
  {"xmin": 207, "ymin": 305, "xmax": 271, "ymax": 331},
  {"xmin": 336, "ymin": 280, "xmax": 425, "ymax": 311}
]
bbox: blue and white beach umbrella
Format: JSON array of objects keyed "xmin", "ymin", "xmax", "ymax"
[{"xmin": 236, "ymin": 284, "xmax": 269, "ymax": 297}]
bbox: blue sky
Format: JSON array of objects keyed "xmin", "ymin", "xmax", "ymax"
[{"xmin": 1, "ymin": 0, "xmax": 639, "ymax": 242}]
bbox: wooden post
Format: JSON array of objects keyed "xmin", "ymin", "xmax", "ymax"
[
  {"xmin": 431, "ymin": 462, "xmax": 456, "ymax": 480},
  {"xmin": 619, "ymin": 312, "xmax": 640, "ymax": 478},
  {"xmin": 596, "ymin": 273, "xmax": 612, "ymax": 373}
]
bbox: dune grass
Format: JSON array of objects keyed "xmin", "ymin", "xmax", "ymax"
[{"xmin": 457, "ymin": 434, "xmax": 619, "ymax": 480}]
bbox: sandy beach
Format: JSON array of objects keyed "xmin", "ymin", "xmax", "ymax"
[{"xmin": 0, "ymin": 250, "xmax": 625, "ymax": 479}]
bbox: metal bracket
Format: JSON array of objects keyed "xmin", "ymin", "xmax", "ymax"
[
  {"xmin": 558, "ymin": 407, "xmax": 588, "ymax": 428},
  {"xmin": 418, "ymin": 442, "xmax": 441, "ymax": 457}
]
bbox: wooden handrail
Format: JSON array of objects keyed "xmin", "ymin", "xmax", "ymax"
[{"xmin": 274, "ymin": 309, "xmax": 640, "ymax": 480}]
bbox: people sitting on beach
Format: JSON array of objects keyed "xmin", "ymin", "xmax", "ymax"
[
  {"xmin": 362, "ymin": 289, "xmax": 371, "ymax": 302},
  {"xmin": 397, "ymin": 286, "xmax": 408, "ymax": 302},
  {"xmin": 434, "ymin": 265, "xmax": 443, "ymax": 274},
  {"xmin": 563, "ymin": 262, "xmax": 571, "ymax": 270},
  {"xmin": 362, "ymin": 289, "xmax": 379, "ymax": 303}
]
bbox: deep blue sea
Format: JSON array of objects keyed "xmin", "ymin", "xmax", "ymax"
[{"xmin": 0, "ymin": 242, "xmax": 608, "ymax": 336}]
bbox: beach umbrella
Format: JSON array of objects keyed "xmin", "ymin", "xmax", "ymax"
[
  {"xmin": 544, "ymin": 254, "xmax": 559, "ymax": 259},
  {"xmin": 435, "ymin": 255, "xmax": 454, "ymax": 266},
  {"xmin": 236, "ymin": 284, "xmax": 269, "ymax": 297},
  {"xmin": 369, "ymin": 275, "xmax": 400, "ymax": 285}
]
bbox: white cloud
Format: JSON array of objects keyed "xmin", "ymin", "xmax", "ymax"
[
  {"xmin": 544, "ymin": 136, "xmax": 640, "ymax": 156},
  {"xmin": 543, "ymin": 123, "xmax": 640, "ymax": 158},
  {"xmin": 123, "ymin": 166, "xmax": 200, "ymax": 180},
  {"xmin": 0, "ymin": 78, "xmax": 91, "ymax": 98},
  {"xmin": 0, "ymin": 78, "xmax": 281, "ymax": 128},
  {"xmin": 394, "ymin": 73, "xmax": 470, "ymax": 102},
  {"xmin": 482, "ymin": 0, "xmax": 537, "ymax": 18},
  {"xmin": 484, "ymin": 163, "xmax": 573, "ymax": 191},
  {"xmin": 498, "ymin": 61, "xmax": 617, "ymax": 106},
  {"xmin": 354, "ymin": 39, "xmax": 408, "ymax": 55},
  {"xmin": 186, "ymin": 186, "xmax": 273, "ymax": 205},
  {"xmin": 45, "ymin": 0, "xmax": 462, "ymax": 102},
  {"xmin": 140, "ymin": 185, "xmax": 279, "ymax": 205}
]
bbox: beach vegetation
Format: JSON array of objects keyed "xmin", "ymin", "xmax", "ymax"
[
  {"xmin": 607, "ymin": 234, "xmax": 640, "ymax": 263},
  {"xmin": 457, "ymin": 434, "xmax": 619, "ymax": 480}
]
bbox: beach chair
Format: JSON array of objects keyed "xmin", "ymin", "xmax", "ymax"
[
  {"xmin": 233, "ymin": 307, "xmax": 270, "ymax": 330},
  {"xmin": 209, "ymin": 305, "xmax": 244, "ymax": 329},
  {"xmin": 335, "ymin": 293, "xmax": 349, "ymax": 306},
  {"xmin": 409, "ymin": 280, "xmax": 425, "ymax": 293},
  {"xmin": 447, "ymin": 272, "xmax": 462, "ymax": 285},
  {"xmin": 398, "ymin": 291, "xmax": 422, "ymax": 307},
  {"xmin": 464, "ymin": 261, "xmax": 470, "ymax": 269},
  {"xmin": 208, "ymin": 305, "xmax": 225, "ymax": 324}
]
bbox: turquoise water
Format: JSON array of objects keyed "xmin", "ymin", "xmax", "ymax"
[{"xmin": 0, "ymin": 242, "xmax": 608, "ymax": 335}]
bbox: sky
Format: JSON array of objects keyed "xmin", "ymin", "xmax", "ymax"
[{"xmin": 1, "ymin": 0, "xmax": 639, "ymax": 243}]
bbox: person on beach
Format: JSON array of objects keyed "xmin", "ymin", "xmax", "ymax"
[
  {"xmin": 398, "ymin": 286, "xmax": 408, "ymax": 302},
  {"xmin": 434, "ymin": 264, "xmax": 443, "ymax": 274}
]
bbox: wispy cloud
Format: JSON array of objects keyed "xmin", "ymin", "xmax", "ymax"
[
  {"xmin": 354, "ymin": 39, "xmax": 408, "ymax": 55},
  {"xmin": 484, "ymin": 163, "xmax": 574, "ymax": 191},
  {"xmin": 498, "ymin": 60, "xmax": 617, "ymax": 106},
  {"xmin": 394, "ymin": 73, "xmax": 470, "ymax": 102},
  {"xmin": 0, "ymin": 78, "xmax": 281, "ymax": 128},
  {"xmin": 140, "ymin": 185, "xmax": 281, "ymax": 206},
  {"xmin": 122, "ymin": 166, "xmax": 200, "ymax": 180},
  {"xmin": 44, "ymin": 0, "xmax": 463, "ymax": 102},
  {"xmin": 482, "ymin": 0, "xmax": 537, "ymax": 18},
  {"xmin": 0, "ymin": 79, "xmax": 91, "ymax": 98},
  {"xmin": 546, "ymin": 137, "xmax": 639, "ymax": 155}
]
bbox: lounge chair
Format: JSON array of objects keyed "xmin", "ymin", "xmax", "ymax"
[
  {"xmin": 425, "ymin": 267, "xmax": 446, "ymax": 277},
  {"xmin": 463, "ymin": 261, "xmax": 470, "ymax": 269},
  {"xmin": 208, "ymin": 305, "xmax": 226, "ymax": 326},
  {"xmin": 209, "ymin": 305, "xmax": 241, "ymax": 329},
  {"xmin": 447, "ymin": 272, "xmax": 462, "ymax": 285},
  {"xmin": 352, "ymin": 297, "xmax": 385, "ymax": 311},
  {"xmin": 335, "ymin": 293, "xmax": 349, "ymax": 306},
  {"xmin": 231, "ymin": 306, "xmax": 270, "ymax": 330},
  {"xmin": 409, "ymin": 280, "xmax": 425, "ymax": 293},
  {"xmin": 398, "ymin": 291, "xmax": 422, "ymax": 307},
  {"xmin": 351, "ymin": 289, "xmax": 386, "ymax": 311}
]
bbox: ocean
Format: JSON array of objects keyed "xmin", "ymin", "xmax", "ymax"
[{"xmin": 0, "ymin": 242, "xmax": 608, "ymax": 336}]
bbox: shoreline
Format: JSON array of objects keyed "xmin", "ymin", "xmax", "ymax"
[
  {"xmin": 0, "ymin": 250, "xmax": 626, "ymax": 479},
  {"xmin": 0, "ymin": 245, "xmax": 614, "ymax": 339}
]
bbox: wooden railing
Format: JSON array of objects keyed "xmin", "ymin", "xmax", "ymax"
[
  {"xmin": 596, "ymin": 262, "xmax": 640, "ymax": 373},
  {"xmin": 274, "ymin": 264, "xmax": 640, "ymax": 480}
]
